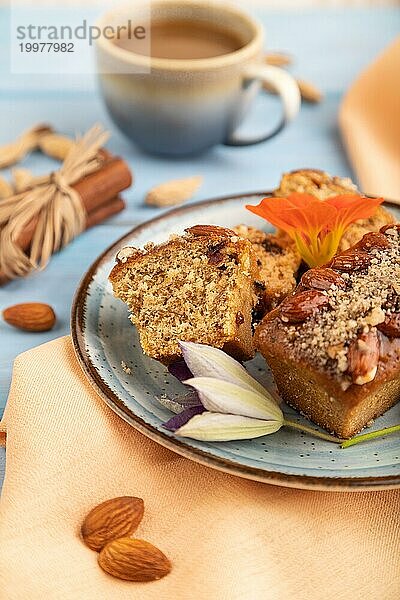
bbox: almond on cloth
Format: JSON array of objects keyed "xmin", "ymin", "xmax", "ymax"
[
  {"xmin": 145, "ymin": 176, "xmax": 203, "ymax": 207},
  {"xmin": 98, "ymin": 537, "xmax": 171, "ymax": 582},
  {"xmin": 2, "ymin": 303, "xmax": 56, "ymax": 332},
  {"xmin": 81, "ymin": 496, "xmax": 144, "ymax": 551}
]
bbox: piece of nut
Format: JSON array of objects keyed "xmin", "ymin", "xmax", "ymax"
[
  {"xmin": 263, "ymin": 78, "xmax": 323, "ymax": 103},
  {"xmin": 377, "ymin": 313, "xmax": 400, "ymax": 338},
  {"xmin": 330, "ymin": 251, "xmax": 371, "ymax": 272},
  {"xmin": 365, "ymin": 307, "xmax": 386, "ymax": 327},
  {"xmin": 297, "ymin": 79, "xmax": 324, "ymax": 103},
  {"xmin": 38, "ymin": 133, "xmax": 75, "ymax": 161},
  {"xmin": 98, "ymin": 537, "xmax": 171, "ymax": 582},
  {"xmin": 301, "ymin": 267, "xmax": 346, "ymax": 291},
  {"xmin": 145, "ymin": 176, "xmax": 203, "ymax": 207},
  {"xmin": 81, "ymin": 496, "xmax": 144, "ymax": 552},
  {"xmin": 265, "ymin": 52, "xmax": 292, "ymax": 67},
  {"xmin": 347, "ymin": 330, "xmax": 379, "ymax": 385},
  {"xmin": 185, "ymin": 225, "xmax": 236, "ymax": 238},
  {"xmin": 380, "ymin": 224, "xmax": 400, "ymax": 235},
  {"xmin": 2, "ymin": 303, "xmax": 56, "ymax": 332},
  {"xmin": 327, "ymin": 343, "xmax": 345, "ymax": 360},
  {"xmin": 355, "ymin": 232, "xmax": 391, "ymax": 252},
  {"xmin": 0, "ymin": 124, "xmax": 53, "ymax": 169},
  {"xmin": 280, "ymin": 290, "xmax": 329, "ymax": 324}
]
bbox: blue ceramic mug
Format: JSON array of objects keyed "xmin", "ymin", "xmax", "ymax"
[{"xmin": 96, "ymin": 0, "xmax": 301, "ymax": 156}]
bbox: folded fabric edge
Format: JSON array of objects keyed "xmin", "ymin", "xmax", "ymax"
[{"xmin": 0, "ymin": 335, "xmax": 72, "ymax": 448}]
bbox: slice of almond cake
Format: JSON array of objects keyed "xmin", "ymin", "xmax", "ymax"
[{"xmin": 110, "ymin": 225, "xmax": 260, "ymax": 364}]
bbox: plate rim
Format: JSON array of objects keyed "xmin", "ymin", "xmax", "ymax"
[{"xmin": 71, "ymin": 191, "xmax": 400, "ymax": 492}]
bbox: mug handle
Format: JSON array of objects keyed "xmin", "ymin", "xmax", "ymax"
[{"xmin": 224, "ymin": 64, "xmax": 301, "ymax": 147}]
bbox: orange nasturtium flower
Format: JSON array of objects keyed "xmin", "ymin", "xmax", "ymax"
[{"xmin": 246, "ymin": 193, "xmax": 384, "ymax": 267}]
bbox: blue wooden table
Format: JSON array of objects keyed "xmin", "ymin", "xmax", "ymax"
[{"xmin": 0, "ymin": 7, "xmax": 399, "ymax": 487}]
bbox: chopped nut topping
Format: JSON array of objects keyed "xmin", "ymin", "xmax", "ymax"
[
  {"xmin": 117, "ymin": 247, "xmax": 140, "ymax": 263},
  {"xmin": 284, "ymin": 227, "xmax": 400, "ymax": 383}
]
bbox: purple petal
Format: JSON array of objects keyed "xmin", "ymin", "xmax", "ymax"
[
  {"xmin": 163, "ymin": 405, "xmax": 205, "ymax": 432},
  {"xmin": 168, "ymin": 359, "xmax": 193, "ymax": 382}
]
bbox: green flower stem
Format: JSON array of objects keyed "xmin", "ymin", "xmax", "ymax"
[
  {"xmin": 283, "ymin": 419, "xmax": 344, "ymax": 444},
  {"xmin": 341, "ymin": 424, "xmax": 400, "ymax": 448}
]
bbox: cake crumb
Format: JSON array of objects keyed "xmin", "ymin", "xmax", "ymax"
[{"xmin": 121, "ymin": 360, "xmax": 132, "ymax": 375}]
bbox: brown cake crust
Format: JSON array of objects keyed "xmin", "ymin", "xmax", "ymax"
[
  {"xmin": 110, "ymin": 225, "xmax": 260, "ymax": 364},
  {"xmin": 255, "ymin": 225, "xmax": 400, "ymax": 438}
]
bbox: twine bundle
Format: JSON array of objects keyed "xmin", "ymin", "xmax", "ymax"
[{"xmin": 0, "ymin": 125, "xmax": 109, "ymax": 280}]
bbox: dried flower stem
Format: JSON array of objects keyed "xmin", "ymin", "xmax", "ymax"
[
  {"xmin": 341, "ymin": 424, "xmax": 400, "ymax": 448},
  {"xmin": 283, "ymin": 419, "xmax": 344, "ymax": 443}
]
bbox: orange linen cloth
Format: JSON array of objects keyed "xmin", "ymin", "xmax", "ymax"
[
  {"xmin": 339, "ymin": 37, "xmax": 400, "ymax": 200},
  {"xmin": 0, "ymin": 336, "xmax": 399, "ymax": 600}
]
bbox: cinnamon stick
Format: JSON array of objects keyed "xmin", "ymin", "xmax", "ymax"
[
  {"xmin": 2, "ymin": 156, "xmax": 132, "ymax": 255},
  {"xmin": 0, "ymin": 195, "xmax": 125, "ymax": 285},
  {"xmin": 74, "ymin": 156, "xmax": 132, "ymax": 214},
  {"xmin": 86, "ymin": 195, "xmax": 125, "ymax": 228}
]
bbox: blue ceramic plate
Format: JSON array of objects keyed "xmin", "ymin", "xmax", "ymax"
[{"xmin": 71, "ymin": 192, "xmax": 400, "ymax": 491}]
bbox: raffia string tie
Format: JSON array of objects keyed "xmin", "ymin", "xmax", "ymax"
[{"xmin": 0, "ymin": 125, "xmax": 109, "ymax": 280}]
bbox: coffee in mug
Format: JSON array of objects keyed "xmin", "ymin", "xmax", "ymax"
[
  {"xmin": 96, "ymin": 0, "xmax": 301, "ymax": 156},
  {"xmin": 114, "ymin": 20, "xmax": 245, "ymax": 60}
]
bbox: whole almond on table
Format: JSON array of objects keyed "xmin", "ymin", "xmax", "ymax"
[
  {"xmin": 296, "ymin": 79, "xmax": 324, "ymax": 103},
  {"xmin": 263, "ymin": 77, "xmax": 323, "ymax": 104},
  {"xmin": 0, "ymin": 123, "xmax": 53, "ymax": 169},
  {"xmin": 98, "ymin": 537, "xmax": 171, "ymax": 582},
  {"xmin": 145, "ymin": 176, "xmax": 203, "ymax": 207},
  {"xmin": 81, "ymin": 496, "xmax": 144, "ymax": 551},
  {"xmin": 38, "ymin": 133, "xmax": 75, "ymax": 161},
  {"xmin": 2, "ymin": 303, "xmax": 56, "ymax": 332},
  {"xmin": 265, "ymin": 52, "xmax": 292, "ymax": 67}
]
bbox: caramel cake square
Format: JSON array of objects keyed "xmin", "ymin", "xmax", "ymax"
[{"xmin": 255, "ymin": 225, "xmax": 400, "ymax": 438}]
